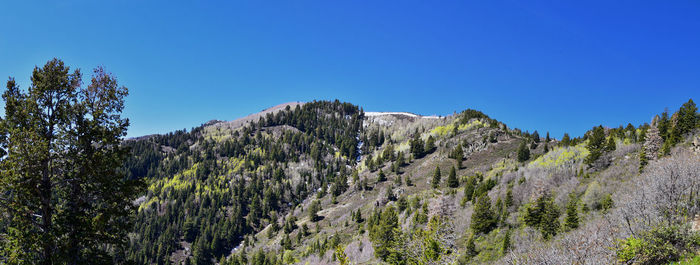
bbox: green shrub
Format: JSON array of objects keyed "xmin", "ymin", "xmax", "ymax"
[{"xmin": 616, "ymin": 225, "xmax": 700, "ymax": 265}]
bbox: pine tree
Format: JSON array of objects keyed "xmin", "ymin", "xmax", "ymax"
[
  {"xmin": 0, "ymin": 59, "xmax": 143, "ymax": 264},
  {"xmin": 465, "ymin": 233, "xmax": 477, "ymax": 257},
  {"xmin": 432, "ymin": 166, "xmax": 441, "ymax": 189},
  {"xmin": 501, "ymin": 229, "xmax": 511, "ymax": 255},
  {"xmin": 564, "ymin": 194, "xmax": 579, "ymax": 230},
  {"xmin": 545, "ymin": 132, "xmax": 550, "ymax": 142},
  {"xmin": 524, "ymin": 193, "xmax": 560, "ymax": 239},
  {"xmin": 309, "ymin": 200, "xmax": 321, "ymax": 222},
  {"xmin": 410, "ymin": 134, "xmax": 425, "ymax": 158},
  {"xmin": 505, "ymin": 186, "xmax": 513, "ymax": 208},
  {"xmin": 639, "ymin": 148, "xmax": 648, "ymax": 173},
  {"xmin": 676, "ymin": 99, "xmax": 698, "ymax": 135},
  {"xmin": 425, "ymin": 135, "xmax": 436, "ymax": 153},
  {"xmin": 585, "ymin": 125, "xmax": 606, "ymax": 166},
  {"xmin": 517, "ymin": 141, "xmax": 530, "ymax": 162},
  {"xmin": 369, "ymin": 207, "xmax": 400, "ymax": 262},
  {"xmin": 447, "ymin": 166, "xmax": 459, "ymax": 188},
  {"xmin": 561, "ymin": 133, "xmax": 571, "ymax": 147},
  {"xmin": 605, "ymin": 136, "xmax": 616, "ymax": 152},
  {"xmin": 471, "ymin": 194, "xmax": 496, "ymax": 234},
  {"xmin": 378, "ymin": 169, "xmax": 387, "ymax": 182},
  {"xmin": 462, "ymin": 177, "xmax": 476, "ymax": 206},
  {"xmin": 532, "ymin": 130, "xmax": 540, "ymax": 143}
]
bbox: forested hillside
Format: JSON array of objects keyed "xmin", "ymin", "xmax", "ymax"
[
  {"xmin": 124, "ymin": 100, "xmax": 364, "ymax": 264},
  {"xmin": 2, "ymin": 63, "xmax": 697, "ymax": 265},
  {"xmin": 122, "ymin": 98, "xmax": 700, "ymax": 265}
]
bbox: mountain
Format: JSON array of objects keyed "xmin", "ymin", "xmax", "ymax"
[{"xmin": 124, "ymin": 99, "xmax": 700, "ymax": 265}]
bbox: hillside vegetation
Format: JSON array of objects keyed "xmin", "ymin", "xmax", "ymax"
[
  {"xmin": 2, "ymin": 62, "xmax": 697, "ymax": 265},
  {"xmin": 122, "ymin": 98, "xmax": 700, "ymax": 265}
]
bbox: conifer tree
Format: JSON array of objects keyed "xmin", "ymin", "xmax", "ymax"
[
  {"xmin": 425, "ymin": 135, "xmax": 436, "ymax": 153},
  {"xmin": 517, "ymin": 141, "xmax": 530, "ymax": 162},
  {"xmin": 369, "ymin": 207, "xmax": 401, "ymax": 262},
  {"xmin": 605, "ymin": 136, "xmax": 616, "ymax": 152},
  {"xmin": 676, "ymin": 99, "xmax": 698, "ymax": 135},
  {"xmin": 465, "ymin": 233, "xmax": 477, "ymax": 258},
  {"xmin": 501, "ymin": 229, "xmax": 511, "ymax": 255},
  {"xmin": 0, "ymin": 59, "xmax": 143, "ymax": 264},
  {"xmin": 564, "ymin": 194, "xmax": 579, "ymax": 230},
  {"xmin": 532, "ymin": 130, "xmax": 540, "ymax": 143},
  {"xmin": 561, "ymin": 133, "xmax": 571, "ymax": 147},
  {"xmin": 378, "ymin": 169, "xmax": 387, "ymax": 182},
  {"xmin": 639, "ymin": 148, "xmax": 648, "ymax": 173},
  {"xmin": 410, "ymin": 134, "xmax": 425, "ymax": 158},
  {"xmin": 471, "ymin": 194, "xmax": 496, "ymax": 234},
  {"xmin": 432, "ymin": 166, "xmax": 441, "ymax": 189},
  {"xmin": 447, "ymin": 166, "xmax": 459, "ymax": 188},
  {"xmin": 309, "ymin": 200, "xmax": 321, "ymax": 222},
  {"xmin": 462, "ymin": 177, "xmax": 476, "ymax": 206},
  {"xmin": 585, "ymin": 125, "xmax": 606, "ymax": 166}
]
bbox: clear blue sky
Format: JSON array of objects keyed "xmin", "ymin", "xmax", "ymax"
[{"xmin": 1, "ymin": 1, "xmax": 698, "ymax": 138}]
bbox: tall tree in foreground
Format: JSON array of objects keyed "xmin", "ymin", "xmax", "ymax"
[{"xmin": 0, "ymin": 59, "xmax": 143, "ymax": 264}]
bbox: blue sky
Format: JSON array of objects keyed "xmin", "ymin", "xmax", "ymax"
[{"xmin": 1, "ymin": 1, "xmax": 698, "ymax": 138}]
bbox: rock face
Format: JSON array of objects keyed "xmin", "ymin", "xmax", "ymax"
[
  {"xmin": 693, "ymin": 136, "xmax": 700, "ymax": 155},
  {"xmin": 692, "ymin": 214, "xmax": 700, "ymax": 232}
]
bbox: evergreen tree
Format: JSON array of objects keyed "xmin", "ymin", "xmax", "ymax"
[
  {"xmin": 561, "ymin": 133, "xmax": 571, "ymax": 147},
  {"xmin": 425, "ymin": 135, "xmax": 437, "ymax": 153},
  {"xmin": 432, "ymin": 166, "xmax": 441, "ymax": 189},
  {"xmin": 462, "ymin": 177, "xmax": 476, "ymax": 206},
  {"xmin": 524, "ymin": 193, "xmax": 560, "ymax": 239},
  {"xmin": 410, "ymin": 134, "xmax": 425, "ymax": 158},
  {"xmin": 453, "ymin": 145, "xmax": 464, "ymax": 169},
  {"xmin": 471, "ymin": 194, "xmax": 496, "ymax": 234},
  {"xmin": 505, "ymin": 186, "xmax": 513, "ymax": 208},
  {"xmin": 605, "ymin": 136, "xmax": 616, "ymax": 152},
  {"xmin": 658, "ymin": 110, "xmax": 670, "ymax": 141},
  {"xmin": 517, "ymin": 141, "xmax": 530, "ymax": 162},
  {"xmin": 585, "ymin": 125, "xmax": 606, "ymax": 166},
  {"xmin": 545, "ymin": 132, "xmax": 550, "ymax": 142},
  {"xmin": 0, "ymin": 59, "xmax": 143, "ymax": 264},
  {"xmin": 465, "ymin": 233, "xmax": 477, "ymax": 258},
  {"xmin": 377, "ymin": 169, "xmax": 387, "ymax": 182},
  {"xmin": 369, "ymin": 207, "xmax": 401, "ymax": 262},
  {"xmin": 564, "ymin": 194, "xmax": 579, "ymax": 230},
  {"xmin": 639, "ymin": 148, "xmax": 648, "ymax": 173},
  {"xmin": 676, "ymin": 99, "xmax": 698, "ymax": 135},
  {"xmin": 309, "ymin": 200, "xmax": 321, "ymax": 222},
  {"xmin": 532, "ymin": 130, "xmax": 540, "ymax": 143},
  {"xmin": 501, "ymin": 229, "xmax": 511, "ymax": 255},
  {"xmin": 447, "ymin": 166, "xmax": 459, "ymax": 188}
]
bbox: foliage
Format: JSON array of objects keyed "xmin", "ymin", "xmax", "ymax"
[
  {"xmin": 523, "ymin": 193, "xmax": 560, "ymax": 239},
  {"xmin": 0, "ymin": 59, "xmax": 143, "ymax": 264},
  {"xmin": 564, "ymin": 194, "xmax": 579, "ymax": 230},
  {"xmin": 517, "ymin": 141, "xmax": 530, "ymax": 162},
  {"xmin": 616, "ymin": 225, "xmax": 700, "ymax": 265},
  {"xmin": 447, "ymin": 166, "xmax": 459, "ymax": 188},
  {"xmin": 471, "ymin": 195, "xmax": 497, "ymax": 235},
  {"xmin": 432, "ymin": 166, "xmax": 441, "ymax": 189},
  {"xmin": 585, "ymin": 125, "xmax": 606, "ymax": 166}
]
